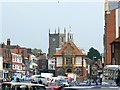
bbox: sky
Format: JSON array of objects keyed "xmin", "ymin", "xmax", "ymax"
[{"xmin": 0, "ymin": 0, "xmax": 105, "ymax": 53}]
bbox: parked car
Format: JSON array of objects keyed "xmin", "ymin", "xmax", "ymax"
[
  {"xmin": 57, "ymin": 79, "xmax": 69, "ymax": 87},
  {"xmin": 48, "ymin": 82, "xmax": 63, "ymax": 90},
  {"xmin": 61, "ymin": 86, "xmax": 92, "ymax": 90},
  {"xmin": 46, "ymin": 87, "xmax": 54, "ymax": 90},
  {"xmin": 2, "ymin": 82, "xmax": 46, "ymax": 90},
  {"xmin": 31, "ymin": 75, "xmax": 48, "ymax": 85}
]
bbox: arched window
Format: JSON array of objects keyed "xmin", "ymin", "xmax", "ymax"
[
  {"xmin": 58, "ymin": 68, "xmax": 65, "ymax": 76},
  {"xmin": 67, "ymin": 68, "xmax": 72, "ymax": 73},
  {"xmin": 75, "ymin": 68, "xmax": 80, "ymax": 75}
]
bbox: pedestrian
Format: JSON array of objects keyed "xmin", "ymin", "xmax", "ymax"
[
  {"xmin": 100, "ymin": 74, "xmax": 103, "ymax": 85},
  {"xmin": 95, "ymin": 77, "xmax": 98, "ymax": 85},
  {"xmin": 11, "ymin": 77, "xmax": 14, "ymax": 82},
  {"xmin": 16, "ymin": 78, "xmax": 20, "ymax": 82},
  {"xmin": 116, "ymin": 70, "xmax": 120, "ymax": 86},
  {"xmin": 39, "ymin": 79, "xmax": 42, "ymax": 84}
]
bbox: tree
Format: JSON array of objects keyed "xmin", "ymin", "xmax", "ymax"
[
  {"xmin": 31, "ymin": 48, "xmax": 42, "ymax": 56},
  {"xmin": 86, "ymin": 47, "xmax": 101, "ymax": 60}
]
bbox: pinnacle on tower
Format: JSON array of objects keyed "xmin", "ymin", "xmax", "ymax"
[
  {"xmin": 49, "ymin": 28, "xmax": 50, "ymax": 34},
  {"xmin": 55, "ymin": 28, "xmax": 56, "ymax": 34},
  {"xmin": 58, "ymin": 27, "xmax": 60, "ymax": 34},
  {"xmin": 64, "ymin": 27, "xmax": 66, "ymax": 34}
]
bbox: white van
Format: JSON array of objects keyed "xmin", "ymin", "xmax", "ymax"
[{"xmin": 31, "ymin": 75, "xmax": 47, "ymax": 85}]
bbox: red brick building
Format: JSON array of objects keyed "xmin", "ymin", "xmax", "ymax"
[
  {"xmin": 37, "ymin": 53, "xmax": 48, "ymax": 70},
  {"xmin": 0, "ymin": 38, "xmax": 31, "ymax": 78},
  {"xmin": 111, "ymin": 36, "xmax": 120, "ymax": 64},
  {"xmin": 54, "ymin": 40, "xmax": 86, "ymax": 80},
  {"xmin": 104, "ymin": 0, "xmax": 120, "ymax": 65}
]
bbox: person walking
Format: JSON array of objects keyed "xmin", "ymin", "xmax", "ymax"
[
  {"xmin": 95, "ymin": 77, "xmax": 98, "ymax": 85},
  {"xmin": 100, "ymin": 74, "xmax": 103, "ymax": 85},
  {"xmin": 116, "ymin": 70, "xmax": 120, "ymax": 86},
  {"xmin": 16, "ymin": 78, "xmax": 20, "ymax": 82},
  {"xmin": 39, "ymin": 79, "xmax": 42, "ymax": 84}
]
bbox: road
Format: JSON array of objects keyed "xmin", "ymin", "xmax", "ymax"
[{"xmin": 61, "ymin": 86, "xmax": 120, "ymax": 90}]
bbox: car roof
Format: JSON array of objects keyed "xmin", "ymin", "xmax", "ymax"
[
  {"xmin": 63, "ymin": 86, "xmax": 94, "ymax": 89},
  {"xmin": 2, "ymin": 82, "xmax": 45, "ymax": 86}
]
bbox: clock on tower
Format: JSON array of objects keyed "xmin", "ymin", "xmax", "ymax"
[{"xmin": 52, "ymin": 38, "xmax": 56, "ymax": 41}]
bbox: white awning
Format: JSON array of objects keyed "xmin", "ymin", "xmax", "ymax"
[{"xmin": 31, "ymin": 63, "xmax": 38, "ymax": 66}]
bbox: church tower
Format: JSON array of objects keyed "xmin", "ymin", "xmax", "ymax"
[{"xmin": 48, "ymin": 27, "xmax": 66, "ymax": 58}]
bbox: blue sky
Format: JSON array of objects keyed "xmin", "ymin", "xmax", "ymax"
[{"xmin": 0, "ymin": 0, "xmax": 105, "ymax": 53}]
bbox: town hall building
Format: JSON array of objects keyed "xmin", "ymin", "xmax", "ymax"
[{"xmin": 54, "ymin": 40, "xmax": 87, "ymax": 80}]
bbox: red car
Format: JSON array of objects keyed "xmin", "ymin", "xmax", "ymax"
[{"xmin": 48, "ymin": 82, "xmax": 62, "ymax": 90}]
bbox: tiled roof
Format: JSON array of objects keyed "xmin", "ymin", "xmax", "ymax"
[
  {"xmin": 111, "ymin": 36, "xmax": 120, "ymax": 43},
  {"xmin": 54, "ymin": 40, "xmax": 85, "ymax": 56}
]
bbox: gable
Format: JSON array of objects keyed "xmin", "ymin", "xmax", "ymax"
[
  {"xmin": 64, "ymin": 43, "xmax": 74, "ymax": 55},
  {"xmin": 54, "ymin": 40, "xmax": 85, "ymax": 56}
]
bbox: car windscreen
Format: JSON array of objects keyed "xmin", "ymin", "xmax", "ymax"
[
  {"xmin": 2, "ymin": 83, "xmax": 11, "ymax": 90},
  {"xmin": 13, "ymin": 85, "xmax": 28, "ymax": 90},
  {"xmin": 30, "ymin": 86, "xmax": 46, "ymax": 90},
  {"xmin": 49, "ymin": 83, "xmax": 57, "ymax": 86}
]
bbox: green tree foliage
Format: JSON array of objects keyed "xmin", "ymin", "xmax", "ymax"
[
  {"xmin": 31, "ymin": 48, "xmax": 42, "ymax": 56},
  {"xmin": 86, "ymin": 47, "xmax": 101, "ymax": 60}
]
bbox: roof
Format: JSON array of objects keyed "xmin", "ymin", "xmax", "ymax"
[
  {"xmin": 111, "ymin": 36, "xmax": 120, "ymax": 44},
  {"xmin": 54, "ymin": 40, "xmax": 85, "ymax": 56},
  {"xmin": 104, "ymin": 65, "xmax": 120, "ymax": 70},
  {"xmin": 3, "ymin": 82, "xmax": 45, "ymax": 86},
  {"xmin": 105, "ymin": 0, "xmax": 120, "ymax": 11}
]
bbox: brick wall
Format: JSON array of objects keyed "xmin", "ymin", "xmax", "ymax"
[
  {"xmin": 55, "ymin": 67, "xmax": 87, "ymax": 80},
  {"xmin": 115, "ymin": 43, "xmax": 120, "ymax": 64},
  {"xmin": 105, "ymin": 10, "xmax": 116, "ymax": 65}
]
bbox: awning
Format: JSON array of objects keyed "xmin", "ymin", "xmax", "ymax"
[{"xmin": 31, "ymin": 63, "xmax": 38, "ymax": 66}]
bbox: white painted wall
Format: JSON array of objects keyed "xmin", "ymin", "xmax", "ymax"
[
  {"xmin": 12, "ymin": 53, "xmax": 22, "ymax": 63},
  {"xmin": 29, "ymin": 54, "xmax": 38, "ymax": 69},
  {"xmin": 56, "ymin": 57, "xmax": 62, "ymax": 67},
  {"xmin": 75, "ymin": 56, "xmax": 86, "ymax": 67},
  {"xmin": 115, "ymin": 8, "xmax": 120, "ymax": 38},
  {"xmin": 12, "ymin": 64, "xmax": 22, "ymax": 70},
  {"xmin": 48, "ymin": 58, "xmax": 55, "ymax": 70},
  {"xmin": 75, "ymin": 57, "xmax": 82, "ymax": 65},
  {"xmin": 116, "ymin": 9, "xmax": 119, "ymax": 38},
  {"xmin": 56, "ymin": 56, "xmax": 86, "ymax": 67},
  {"xmin": 12, "ymin": 53, "xmax": 22, "ymax": 71}
]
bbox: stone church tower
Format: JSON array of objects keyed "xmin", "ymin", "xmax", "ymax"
[{"xmin": 48, "ymin": 27, "xmax": 66, "ymax": 58}]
